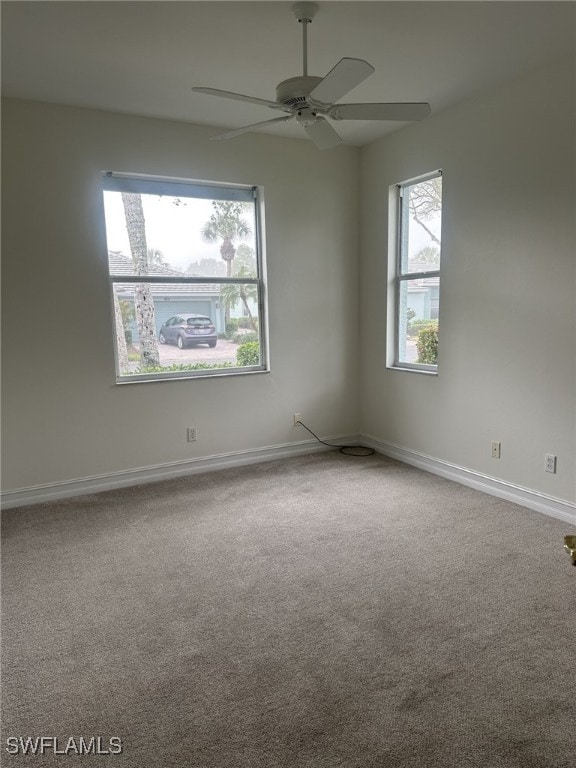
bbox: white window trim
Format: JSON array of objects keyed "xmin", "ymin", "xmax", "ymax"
[{"xmin": 387, "ymin": 170, "xmax": 442, "ymax": 375}]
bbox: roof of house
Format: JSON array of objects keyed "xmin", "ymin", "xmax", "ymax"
[
  {"xmin": 108, "ymin": 252, "xmax": 220, "ymax": 297},
  {"xmin": 406, "ymin": 257, "xmax": 440, "ymax": 289}
]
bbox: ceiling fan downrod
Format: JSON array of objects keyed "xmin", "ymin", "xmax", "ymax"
[{"xmin": 293, "ymin": 2, "xmax": 318, "ymax": 76}]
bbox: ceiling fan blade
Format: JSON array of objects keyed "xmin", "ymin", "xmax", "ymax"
[
  {"xmin": 210, "ymin": 115, "xmax": 294, "ymax": 141},
  {"xmin": 329, "ymin": 102, "xmax": 431, "ymax": 121},
  {"xmin": 193, "ymin": 87, "xmax": 289, "ymax": 112},
  {"xmin": 304, "ymin": 118, "xmax": 342, "ymax": 150},
  {"xmin": 309, "ymin": 58, "xmax": 375, "ymax": 106}
]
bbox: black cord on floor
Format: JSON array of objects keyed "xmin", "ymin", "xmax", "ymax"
[{"xmin": 296, "ymin": 420, "xmax": 375, "ymax": 457}]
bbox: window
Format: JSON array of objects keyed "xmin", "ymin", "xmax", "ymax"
[
  {"xmin": 389, "ymin": 171, "xmax": 442, "ymax": 372},
  {"xmin": 102, "ymin": 172, "xmax": 267, "ymax": 383}
]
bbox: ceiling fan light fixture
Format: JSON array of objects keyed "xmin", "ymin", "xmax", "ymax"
[{"xmin": 295, "ymin": 106, "xmax": 319, "ymax": 127}]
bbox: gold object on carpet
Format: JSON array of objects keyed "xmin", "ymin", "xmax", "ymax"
[{"xmin": 565, "ymin": 535, "xmax": 576, "ymax": 566}]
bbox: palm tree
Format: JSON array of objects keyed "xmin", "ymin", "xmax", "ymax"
[
  {"xmin": 233, "ymin": 243, "xmax": 257, "ymax": 277},
  {"xmin": 200, "ymin": 201, "xmax": 252, "ymax": 278},
  {"xmin": 121, "ymin": 192, "xmax": 160, "ymax": 369},
  {"xmin": 220, "ymin": 266, "xmax": 258, "ymax": 331}
]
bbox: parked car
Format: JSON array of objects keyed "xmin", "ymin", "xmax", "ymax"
[{"xmin": 158, "ymin": 314, "xmax": 217, "ymax": 349}]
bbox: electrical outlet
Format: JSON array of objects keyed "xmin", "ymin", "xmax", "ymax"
[
  {"xmin": 545, "ymin": 454, "xmax": 557, "ymax": 473},
  {"xmin": 491, "ymin": 441, "xmax": 501, "ymax": 459},
  {"xmin": 187, "ymin": 427, "xmax": 197, "ymax": 442},
  {"xmin": 293, "ymin": 413, "xmax": 302, "ymax": 427}
]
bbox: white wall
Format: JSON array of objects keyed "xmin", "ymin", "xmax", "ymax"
[
  {"xmin": 3, "ymin": 56, "xmax": 575, "ymax": 510},
  {"xmin": 1, "ymin": 99, "xmax": 360, "ymax": 491},
  {"xmin": 360, "ymin": 57, "xmax": 575, "ymax": 504}
]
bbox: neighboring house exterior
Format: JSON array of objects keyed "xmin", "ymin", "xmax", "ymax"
[
  {"xmin": 407, "ymin": 277, "xmax": 440, "ymax": 320},
  {"xmin": 406, "ymin": 258, "xmax": 440, "ymax": 321},
  {"xmin": 109, "ymin": 252, "xmax": 224, "ymax": 342}
]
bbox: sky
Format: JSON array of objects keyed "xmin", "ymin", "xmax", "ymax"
[
  {"xmin": 103, "ymin": 191, "xmax": 256, "ymax": 272},
  {"xmin": 103, "ymin": 187, "xmax": 439, "ymax": 273}
]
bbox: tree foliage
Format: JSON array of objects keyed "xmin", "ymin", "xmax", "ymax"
[
  {"xmin": 147, "ymin": 248, "xmax": 168, "ymax": 268},
  {"xmin": 220, "ymin": 264, "xmax": 258, "ymax": 331},
  {"xmin": 414, "ymin": 245, "xmax": 440, "ymax": 267},
  {"xmin": 119, "ymin": 299, "xmax": 136, "ymax": 330},
  {"xmin": 200, "ymin": 201, "xmax": 252, "ymax": 277},
  {"xmin": 408, "ymin": 177, "xmax": 442, "ymax": 247},
  {"xmin": 233, "ymin": 243, "xmax": 257, "ymax": 276},
  {"xmin": 186, "ymin": 258, "xmax": 226, "ymax": 277}
]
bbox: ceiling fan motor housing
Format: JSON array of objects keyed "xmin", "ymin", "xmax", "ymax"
[{"xmin": 276, "ymin": 75, "xmax": 323, "ymax": 108}]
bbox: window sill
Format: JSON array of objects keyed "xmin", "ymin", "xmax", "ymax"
[
  {"xmin": 387, "ymin": 364, "xmax": 438, "ymax": 376},
  {"xmin": 116, "ymin": 367, "xmax": 270, "ymax": 385}
]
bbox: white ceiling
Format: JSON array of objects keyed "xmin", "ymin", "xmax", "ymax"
[{"xmin": 2, "ymin": 1, "xmax": 575, "ymax": 147}]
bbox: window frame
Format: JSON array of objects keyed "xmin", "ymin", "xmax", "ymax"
[
  {"xmin": 102, "ymin": 172, "xmax": 269, "ymax": 384},
  {"xmin": 388, "ymin": 170, "xmax": 442, "ymax": 374}
]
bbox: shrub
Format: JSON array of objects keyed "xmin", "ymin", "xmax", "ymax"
[
  {"xmin": 225, "ymin": 318, "xmax": 239, "ymax": 335},
  {"xmin": 232, "ymin": 331, "xmax": 259, "ymax": 345},
  {"xmin": 416, "ymin": 326, "xmax": 438, "ymax": 365},
  {"xmin": 236, "ymin": 341, "xmax": 260, "ymax": 367},
  {"xmin": 238, "ymin": 316, "xmax": 257, "ymax": 330},
  {"xmin": 408, "ymin": 318, "xmax": 437, "ymax": 339},
  {"xmin": 119, "ymin": 300, "xmax": 135, "ymax": 328},
  {"xmin": 132, "ymin": 362, "xmax": 233, "ymax": 375}
]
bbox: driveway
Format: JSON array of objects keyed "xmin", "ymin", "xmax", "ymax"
[
  {"xmin": 128, "ymin": 339, "xmax": 241, "ymax": 371},
  {"xmin": 158, "ymin": 338, "xmax": 240, "ymax": 366}
]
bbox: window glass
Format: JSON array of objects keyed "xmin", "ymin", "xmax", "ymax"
[
  {"xmin": 105, "ymin": 193, "xmax": 258, "ymax": 279},
  {"xmin": 102, "ymin": 174, "xmax": 267, "ymax": 382},
  {"xmin": 187, "ymin": 317, "xmax": 211, "ymax": 327},
  {"xmin": 392, "ymin": 172, "xmax": 442, "ymax": 371}
]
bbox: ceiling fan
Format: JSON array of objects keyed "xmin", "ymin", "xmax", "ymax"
[{"xmin": 192, "ymin": 2, "xmax": 431, "ymax": 150}]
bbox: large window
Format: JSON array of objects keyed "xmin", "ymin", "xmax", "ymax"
[
  {"xmin": 102, "ymin": 173, "xmax": 267, "ymax": 383},
  {"xmin": 389, "ymin": 171, "xmax": 442, "ymax": 372}
]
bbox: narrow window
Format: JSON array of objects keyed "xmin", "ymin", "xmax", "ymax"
[
  {"xmin": 101, "ymin": 173, "xmax": 268, "ymax": 383},
  {"xmin": 390, "ymin": 171, "xmax": 442, "ymax": 372}
]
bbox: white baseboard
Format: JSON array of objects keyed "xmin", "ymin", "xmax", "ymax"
[
  {"xmin": 3, "ymin": 434, "xmax": 575, "ymax": 527},
  {"xmin": 363, "ymin": 435, "xmax": 576, "ymax": 526},
  {"xmin": 0, "ymin": 438, "xmax": 340, "ymax": 510}
]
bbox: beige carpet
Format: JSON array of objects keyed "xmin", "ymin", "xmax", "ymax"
[{"xmin": 2, "ymin": 451, "xmax": 575, "ymax": 767}]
